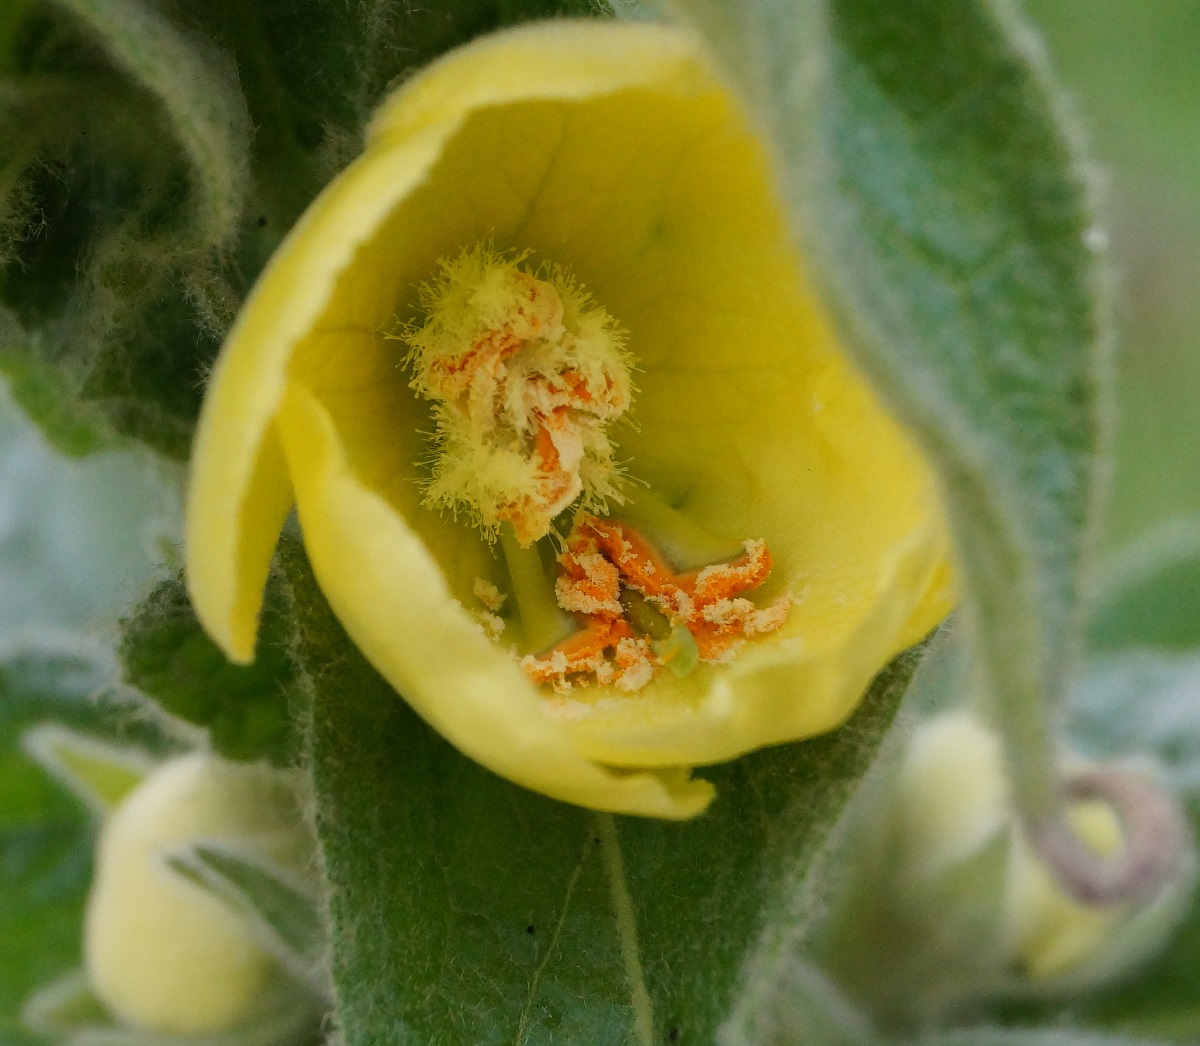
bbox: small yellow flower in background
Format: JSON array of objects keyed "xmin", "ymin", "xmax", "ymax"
[{"xmin": 185, "ymin": 20, "xmax": 953, "ymax": 818}]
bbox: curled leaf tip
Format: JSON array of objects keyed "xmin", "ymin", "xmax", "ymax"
[{"xmin": 1027, "ymin": 765, "xmax": 1196, "ymax": 908}]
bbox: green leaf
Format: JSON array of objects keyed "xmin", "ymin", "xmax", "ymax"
[
  {"xmin": 0, "ymin": 0, "xmax": 608, "ymax": 458},
  {"xmin": 0, "ymin": 640, "xmax": 177, "ymax": 1045},
  {"xmin": 45, "ymin": 0, "xmax": 251, "ymax": 250},
  {"xmin": 282, "ymin": 539, "xmax": 912, "ymax": 1045},
  {"xmin": 0, "ymin": 348, "xmax": 119, "ymax": 457},
  {"xmin": 20, "ymin": 970, "xmax": 111, "ymax": 1040},
  {"xmin": 675, "ymin": 0, "xmax": 1108, "ymax": 816},
  {"xmin": 119, "ymin": 573, "xmax": 301, "ymax": 766},
  {"xmin": 0, "ymin": 2, "xmax": 239, "ymax": 457},
  {"xmin": 23, "ymin": 967, "xmax": 324, "ymax": 1046},
  {"xmin": 1088, "ymin": 518, "xmax": 1200, "ymax": 653},
  {"xmin": 165, "ymin": 843, "xmax": 326, "ymax": 992}
]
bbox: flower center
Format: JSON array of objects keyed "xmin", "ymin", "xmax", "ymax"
[
  {"xmin": 403, "ymin": 245, "xmax": 632, "ymax": 546},
  {"xmin": 404, "ymin": 245, "xmax": 790, "ymax": 693}
]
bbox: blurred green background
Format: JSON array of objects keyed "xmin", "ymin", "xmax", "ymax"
[
  {"xmin": 1024, "ymin": 0, "xmax": 1200, "ymax": 545},
  {"xmin": 0, "ymin": 0, "xmax": 1196, "ymax": 645}
]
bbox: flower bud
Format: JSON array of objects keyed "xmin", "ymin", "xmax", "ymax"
[
  {"xmin": 1005, "ymin": 797, "xmax": 1126, "ymax": 977},
  {"xmin": 892, "ymin": 710, "xmax": 1009, "ymax": 883},
  {"xmin": 892, "ymin": 711, "xmax": 1191, "ymax": 990},
  {"xmin": 84, "ymin": 753, "xmax": 304, "ymax": 1035}
]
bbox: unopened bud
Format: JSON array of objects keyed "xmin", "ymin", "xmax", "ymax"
[
  {"xmin": 84, "ymin": 753, "xmax": 304, "ymax": 1035},
  {"xmin": 894, "ymin": 711, "xmax": 1194, "ymax": 990}
]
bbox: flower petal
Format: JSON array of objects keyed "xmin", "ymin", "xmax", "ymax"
[
  {"xmin": 185, "ymin": 126, "xmax": 452, "ymax": 659},
  {"xmin": 277, "ymin": 379, "xmax": 714, "ymax": 818}
]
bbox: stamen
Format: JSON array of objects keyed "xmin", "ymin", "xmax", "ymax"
[
  {"xmin": 403, "ymin": 248, "xmax": 788, "ymax": 692},
  {"xmin": 500, "ymin": 528, "xmax": 573, "ymax": 654},
  {"xmin": 521, "ymin": 513, "xmax": 790, "ymax": 691},
  {"xmin": 473, "ymin": 578, "xmax": 506, "ymax": 613}
]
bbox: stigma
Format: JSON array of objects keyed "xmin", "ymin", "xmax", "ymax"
[{"xmin": 403, "ymin": 246, "xmax": 633, "ymax": 545}]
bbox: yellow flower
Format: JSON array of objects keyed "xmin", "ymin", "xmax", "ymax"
[{"xmin": 185, "ymin": 20, "xmax": 953, "ymax": 819}]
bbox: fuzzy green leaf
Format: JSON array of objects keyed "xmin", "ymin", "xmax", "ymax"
[
  {"xmin": 120, "ymin": 573, "xmax": 301, "ymax": 766},
  {"xmin": 675, "ymin": 0, "xmax": 1107, "ymax": 816},
  {"xmin": 0, "ymin": 344, "xmax": 119, "ymax": 457},
  {"xmin": 22, "ymin": 967, "xmax": 323, "ymax": 1046},
  {"xmin": 46, "ymin": 0, "xmax": 251, "ymax": 250},
  {"xmin": 0, "ymin": 3, "xmax": 238, "ymax": 457},
  {"xmin": 281, "ymin": 540, "xmax": 912, "ymax": 1046},
  {"xmin": 21, "ymin": 724, "xmax": 153, "ymax": 815},
  {"xmin": 0, "ymin": 0, "xmax": 606, "ymax": 458}
]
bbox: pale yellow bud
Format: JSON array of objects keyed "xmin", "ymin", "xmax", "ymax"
[
  {"xmin": 84, "ymin": 753, "xmax": 299, "ymax": 1035},
  {"xmin": 1006, "ymin": 799, "xmax": 1127, "ymax": 979},
  {"xmin": 893, "ymin": 710, "xmax": 1009, "ymax": 881},
  {"xmin": 896, "ymin": 712, "xmax": 1135, "ymax": 983}
]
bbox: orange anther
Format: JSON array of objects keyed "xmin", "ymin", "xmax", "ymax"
[
  {"xmin": 521, "ymin": 617, "xmax": 633, "ymax": 683},
  {"xmin": 683, "ymin": 540, "xmax": 772, "ymax": 603},
  {"xmin": 520, "ymin": 514, "xmax": 789, "ymax": 692},
  {"xmin": 581, "ymin": 518, "xmax": 677, "ymax": 597},
  {"xmin": 534, "ymin": 424, "xmax": 560, "ymax": 472}
]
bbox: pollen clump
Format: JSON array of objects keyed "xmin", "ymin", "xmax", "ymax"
[
  {"xmin": 522, "ymin": 514, "xmax": 791, "ymax": 692},
  {"xmin": 403, "ymin": 246, "xmax": 633, "ymax": 545}
]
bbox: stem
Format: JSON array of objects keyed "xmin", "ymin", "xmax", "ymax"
[{"xmin": 499, "ymin": 528, "xmax": 572, "ymax": 655}]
